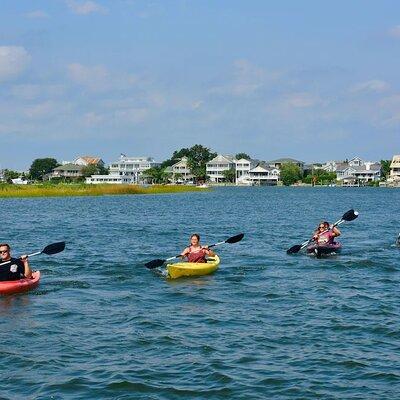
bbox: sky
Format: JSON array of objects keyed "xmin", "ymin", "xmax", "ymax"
[{"xmin": 0, "ymin": 0, "xmax": 400, "ymax": 170}]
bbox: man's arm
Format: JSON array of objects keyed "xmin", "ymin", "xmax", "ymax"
[{"xmin": 20, "ymin": 255, "xmax": 32, "ymax": 278}]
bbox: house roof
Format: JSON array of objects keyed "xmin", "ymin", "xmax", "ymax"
[
  {"xmin": 207, "ymin": 154, "xmax": 235, "ymax": 164},
  {"xmin": 54, "ymin": 163, "xmax": 84, "ymax": 171},
  {"xmin": 268, "ymin": 157, "xmax": 305, "ymax": 164},
  {"xmin": 75, "ymin": 156, "xmax": 103, "ymax": 165}
]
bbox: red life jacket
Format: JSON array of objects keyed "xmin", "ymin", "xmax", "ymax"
[{"xmin": 187, "ymin": 247, "xmax": 207, "ymax": 263}]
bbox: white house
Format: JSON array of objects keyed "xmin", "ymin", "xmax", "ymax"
[
  {"xmin": 336, "ymin": 162, "xmax": 381, "ymax": 184},
  {"xmin": 85, "ymin": 175, "xmax": 133, "ymax": 184},
  {"xmin": 166, "ymin": 157, "xmax": 194, "ymax": 183},
  {"xmin": 235, "ymin": 158, "xmax": 256, "ymax": 182},
  {"xmin": 247, "ymin": 164, "xmax": 280, "ymax": 186},
  {"xmin": 86, "ymin": 155, "xmax": 159, "ymax": 184},
  {"xmin": 206, "ymin": 155, "xmax": 236, "ymax": 183},
  {"xmin": 388, "ymin": 155, "xmax": 400, "ymax": 184}
]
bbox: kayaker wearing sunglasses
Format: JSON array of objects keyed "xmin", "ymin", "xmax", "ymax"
[
  {"xmin": 180, "ymin": 234, "xmax": 215, "ymax": 263},
  {"xmin": 0, "ymin": 243, "xmax": 32, "ymax": 281},
  {"xmin": 312, "ymin": 222, "xmax": 341, "ymax": 245}
]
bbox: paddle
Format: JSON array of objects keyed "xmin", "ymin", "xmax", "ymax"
[
  {"xmin": 286, "ymin": 209, "xmax": 359, "ymax": 254},
  {"xmin": 0, "ymin": 242, "xmax": 66, "ymax": 267},
  {"xmin": 145, "ymin": 233, "xmax": 244, "ymax": 269}
]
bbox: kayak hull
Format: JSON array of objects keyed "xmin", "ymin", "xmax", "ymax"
[
  {"xmin": 0, "ymin": 271, "xmax": 40, "ymax": 295},
  {"xmin": 307, "ymin": 243, "xmax": 342, "ymax": 257},
  {"xmin": 167, "ymin": 255, "xmax": 220, "ymax": 279}
]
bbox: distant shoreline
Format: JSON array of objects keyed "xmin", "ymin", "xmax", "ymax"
[{"xmin": 0, "ymin": 184, "xmax": 207, "ymax": 198}]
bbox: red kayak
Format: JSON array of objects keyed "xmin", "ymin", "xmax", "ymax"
[
  {"xmin": 307, "ymin": 242, "xmax": 342, "ymax": 257},
  {"xmin": 0, "ymin": 271, "xmax": 40, "ymax": 295}
]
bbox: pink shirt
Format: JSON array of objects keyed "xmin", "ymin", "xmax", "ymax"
[{"xmin": 317, "ymin": 230, "xmax": 335, "ymax": 245}]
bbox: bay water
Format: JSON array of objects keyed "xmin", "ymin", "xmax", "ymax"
[{"xmin": 1, "ymin": 187, "xmax": 399, "ymax": 399}]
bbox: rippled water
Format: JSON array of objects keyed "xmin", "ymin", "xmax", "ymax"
[{"xmin": 1, "ymin": 187, "xmax": 399, "ymax": 399}]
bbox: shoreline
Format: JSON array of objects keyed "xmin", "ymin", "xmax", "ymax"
[{"xmin": 0, "ymin": 184, "xmax": 208, "ymax": 198}]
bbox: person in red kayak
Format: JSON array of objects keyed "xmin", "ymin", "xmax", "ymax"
[
  {"xmin": 180, "ymin": 234, "xmax": 215, "ymax": 263},
  {"xmin": 0, "ymin": 243, "xmax": 32, "ymax": 281},
  {"xmin": 313, "ymin": 222, "xmax": 341, "ymax": 245}
]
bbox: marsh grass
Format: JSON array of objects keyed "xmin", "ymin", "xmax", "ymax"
[{"xmin": 0, "ymin": 183, "xmax": 207, "ymax": 198}]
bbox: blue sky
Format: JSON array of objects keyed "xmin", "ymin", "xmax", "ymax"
[{"xmin": 1, "ymin": 0, "xmax": 400, "ymax": 169}]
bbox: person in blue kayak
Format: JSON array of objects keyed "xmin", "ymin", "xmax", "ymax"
[
  {"xmin": 0, "ymin": 243, "xmax": 32, "ymax": 281},
  {"xmin": 312, "ymin": 221, "xmax": 341, "ymax": 245},
  {"xmin": 181, "ymin": 234, "xmax": 215, "ymax": 263}
]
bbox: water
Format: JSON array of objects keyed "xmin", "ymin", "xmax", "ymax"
[{"xmin": 1, "ymin": 187, "xmax": 399, "ymax": 399}]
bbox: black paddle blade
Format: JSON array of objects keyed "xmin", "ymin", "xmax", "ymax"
[
  {"xmin": 342, "ymin": 209, "xmax": 359, "ymax": 222},
  {"xmin": 145, "ymin": 259, "xmax": 166, "ymax": 269},
  {"xmin": 42, "ymin": 242, "xmax": 65, "ymax": 255},
  {"xmin": 225, "ymin": 233, "xmax": 244, "ymax": 244},
  {"xmin": 287, "ymin": 244, "xmax": 302, "ymax": 254}
]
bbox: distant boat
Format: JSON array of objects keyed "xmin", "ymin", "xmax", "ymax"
[{"xmin": 197, "ymin": 183, "xmax": 209, "ymax": 188}]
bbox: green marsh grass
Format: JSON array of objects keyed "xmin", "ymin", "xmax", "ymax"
[{"xmin": 0, "ymin": 183, "xmax": 207, "ymax": 198}]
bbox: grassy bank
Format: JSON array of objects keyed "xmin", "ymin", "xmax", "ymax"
[{"xmin": 0, "ymin": 183, "xmax": 207, "ymax": 198}]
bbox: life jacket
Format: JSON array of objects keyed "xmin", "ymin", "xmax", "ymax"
[
  {"xmin": 187, "ymin": 247, "xmax": 207, "ymax": 263},
  {"xmin": 317, "ymin": 230, "xmax": 335, "ymax": 245}
]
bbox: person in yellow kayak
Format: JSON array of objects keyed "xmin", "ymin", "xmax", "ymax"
[
  {"xmin": 0, "ymin": 243, "xmax": 32, "ymax": 281},
  {"xmin": 312, "ymin": 221, "xmax": 341, "ymax": 245},
  {"xmin": 181, "ymin": 234, "xmax": 215, "ymax": 263}
]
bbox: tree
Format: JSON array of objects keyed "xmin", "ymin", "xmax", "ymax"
[
  {"xmin": 235, "ymin": 153, "xmax": 251, "ymax": 160},
  {"xmin": 222, "ymin": 168, "xmax": 236, "ymax": 183},
  {"xmin": 29, "ymin": 158, "xmax": 59, "ymax": 181},
  {"xmin": 143, "ymin": 166, "xmax": 169, "ymax": 184},
  {"xmin": 3, "ymin": 169, "xmax": 20, "ymax": 183},
  {"xmin": 186, "ymin": 144, "xmax": 217, "ymax": 182},
  {"xmin": 279, "ymin": 162, "xmax": 302, "ymax": 186},
  {"xmin": 380, "ymin": 160, "xmax": 391, "ymax": 180},
  {"xmin": 81, "ymin": 164, "xmax": 109, "ymax": 177},
  {"xmin": 303, "ymin": 169, "xmax": 336, "ymax": 185},
  {"xmin": 160, "ymin": 148, "xmax": 191, "ymax": 168}
]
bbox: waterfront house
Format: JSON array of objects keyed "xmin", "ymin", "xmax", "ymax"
[
  {"xmin": 48, "ymin": 163, "xmax": 85, "ymax": 180},
  {"xmin": 206, "ymin": 155, "xmax": 236, "ymax": 183},
  {"xmin": 166, "ymin": 157, "xmax": 194, "ymax": 183},
  {"xmin": 388, "ymin": 155, "xmax": 400, "ymax": 185},
  {"xmin": 336, "ymin": 162, "xmax": 381, "ymax": 185},
  {"xmin": 86, "ymin": 155, "xmax": 159, "ymax": 184},
  {"xmin": 267, "ymin": 158, "xmax": 305, "ymax": 172},
  {"xmin": 85, "ymin": 175, "xmax": 133, "ymax": 184},
  {"xmin": 235, "ymin": 158, "xmax": 257, "ymax": 182},
  {"xmin": 247, "ymin": 164, "xmax": 280, "ymax": 186}
]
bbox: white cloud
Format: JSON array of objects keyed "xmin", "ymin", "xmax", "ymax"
[
  {"xmin": 210, "ymin": 59, "xmax": 281, "ymax": 97},
  {"xmin": 283, "ymin": 92, "xmax": 321, "ymax": 108},
  {"xmin": 114, "ymin": 107, "xmax": 149, "ymax": 124},
  {"xmin": 66, "ymin": 0, "xmax": 107, "ymax": 15},
  {"xmin": 11, "ymin": 84, "xmax": 66, "ymax": 100},
  {"xmin": 67, "ymin": 63, "xmax": 109, "ymax": 91},
  {"xmin": 0, "ymin": 46, "xmax": 31, "ymax": 82},
  {"xmin": 83, "ymin": 111, "xmax": 105, "ymax": 126},
  {"xmin": 388, "ymin": 25, "xmax": 400, "ymax": 39},
  {"xmin": 25, "ymin": 10, "xmax": 50, "ymax": 19},
  {"xmin": 24, "ymin": 101, "xmax": 72, "ymax": 119},
  {"xmin": 350, "ymin": 79, "xmax": 390, "ymax": 93}
]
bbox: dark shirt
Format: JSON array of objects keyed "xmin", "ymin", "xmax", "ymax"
[{"xmin": 0, "ymin": 258, "xmax": 25, "ymax": 281}]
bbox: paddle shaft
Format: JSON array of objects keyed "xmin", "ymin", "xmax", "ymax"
[{"xmin": 0, "ymin": 251, "xmax": 42, "ymax": 267}]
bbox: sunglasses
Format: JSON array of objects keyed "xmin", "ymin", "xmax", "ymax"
[{"xmin": 0, "ymin": 250, "xmax": 9, "ymax": 254}]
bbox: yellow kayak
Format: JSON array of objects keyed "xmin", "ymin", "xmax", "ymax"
[{"xmin": 167, "ymin": 255, "xmax": 220, "ymax": 279}]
